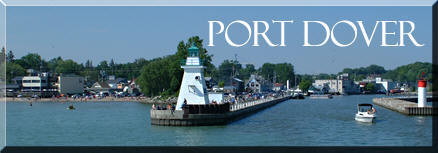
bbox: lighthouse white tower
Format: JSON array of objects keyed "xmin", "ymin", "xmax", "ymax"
[{"xmin": 176, "ymin": 43, "xmax": 209, "ymax": 110}]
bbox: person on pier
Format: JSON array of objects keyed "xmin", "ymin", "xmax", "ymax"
[
  {"xmin": 152, "ymin": 104, "xmax": 156, "ymax": 110},
  {"xmin": 182, "ymin": 99, "xmax": 187, "ymax": 110}
]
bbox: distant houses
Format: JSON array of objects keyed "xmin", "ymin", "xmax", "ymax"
[
  {"xmin": 245, "ymin": 74, "xmax": 270, "ymax": 93},
  {"xmin": 6, "ymin": 69, "xmax": 141, "ymax": 97},
  {"xmin": 205, "ymin": 77, "xmax": 217, "ymax": 90},
  {"xmin": 311, "ymin": 74, "xmax": 420, "ymax": 95},
  {"xmin": 223, "ymin": 78, "xmax": 244, "ymax": 93}
]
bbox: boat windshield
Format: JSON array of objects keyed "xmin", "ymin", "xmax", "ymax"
[{"xmin": 358, "ymin": 106, "xmax": 372, "ymax": 112}]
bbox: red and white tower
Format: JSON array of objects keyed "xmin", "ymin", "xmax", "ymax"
[{"xmin": 417, "ymin": 79, "xmax": 427, "ymax": 107}]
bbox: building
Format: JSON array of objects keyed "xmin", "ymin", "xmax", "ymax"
[
  {"xmin": 245, "ymin": 74, "xmax": 269, "ymax": 93},
  {"xmin": 11, "ymin": 76, "xmax": 23, "ymax": 87},
  {"xmin": 21, "ymin": 73, "xmax": 49, "ymax": 92},
  {"xmin": 205, "ymin": 77, "xmax": 217, "ymax": 90},
  {"xmin": 272, "ymin": 83, "xmax": 285, "ymax": 92},
  {"xmin": 124, "ymin": 79, "xmax": 141, "ymax": 96},
  {"xmin": 176, "ymin": 43, "xmax": 210, "ymax": 110},
  {"xmin": 230, "ymin": 77, "xmax": 244, "ymax": 93},
  {"xmin": 107, "ymin": 77, "xmax": 127, "ymax": 90},
  {"xmin": 313, "ymin": 73, "xmax": 359, "ymax": 94},
  {"xmin": 89, "ymin": 82, "xmax": 113, "ymax": 93},
  {"xmin": 57, "ymin": 74, "xmax": 84, "ymax": 95},
  {"xmin": 375, "ymin": 77, "xmax": 396, "ymax": 94}
]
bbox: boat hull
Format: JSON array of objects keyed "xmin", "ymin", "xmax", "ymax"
[{"xmin": 355, "ymin": 114, "xmax": 375, "ymax": 123}]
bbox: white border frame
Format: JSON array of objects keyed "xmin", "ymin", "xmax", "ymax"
[
  {"xmin": 1, "ymin": 0, "xmax": 437, "ymax": 6},
  {"xmin": 0, "ymin": 0, "xmax": 435, "ymax": 149}
]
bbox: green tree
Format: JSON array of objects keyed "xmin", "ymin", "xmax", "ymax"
[
  {"xmin": 365, "ymin": 83, "xmax": 376, "ymax": 93},
  {"xmin": 6, "ymin": 62, "xmax": 26, "ymax": 83},
  {"xmin": 218, "ymin": 81, "xmax": 225, "ymax": 88},
  {"xmin": 55, "ymin": 59, "xmax": 83, "ymax": 75},
  {"xmin": 383, "ymin": 62, "xmax": 431, "ymax": 82},
  {"xmin": 299, "ymin": 79, "xmax": 312, "ymax": 92},
  {"xmin": 137, "ymin": 36, "xmax": 212, "ymax": 97},
  {"xmin": 16, "ymin": 53, "xmax": 43, "ymax": 70},
  {"xmin": 274, "ymin": 63, "xmax": 295, "ymax": 84},
  {"xmin": 6, "ymin": 50, "xmax": 14, "ymax": 62},
  {"xmin": 239, "ymin": 64, "xmax": 256, "ymax": 81},
  {"xmin": 47, "ymin": 57, "xmax": 63, "ymax": 73},
  {"xmin": 260, "ymin": 63, "xmax": 275, "ymax": 82},
  {"xmin": 217, "ymin": 60, "xmax": 241, "ymax": 83}
]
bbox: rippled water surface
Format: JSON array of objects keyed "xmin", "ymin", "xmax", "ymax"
[{"xmin": 6, "ymin": 95, "xmax": 432, "ymax": 146}]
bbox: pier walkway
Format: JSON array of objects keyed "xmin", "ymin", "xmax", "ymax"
[
  {"xmin": 150, "ymin": 95, "xmax": 292, "ymax": 126},
  {"xmin": 373, "ymin": 97, "xmax": 437, "ymax": 116}
]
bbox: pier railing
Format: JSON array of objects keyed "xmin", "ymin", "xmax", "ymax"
[
  {"xmin": 229, "ymin": 96, "xmax": 280, "ymax": 111},
  {"xmin": 180, "ymin": 95, "xmax": 289, "ymax": 114},
  {"xmin": 182, "ymin": 103, "xmax": 230, "ymax": 114}
]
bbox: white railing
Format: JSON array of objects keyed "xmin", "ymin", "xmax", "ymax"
[{"xmin": 229, "ymin": 96, "xmax": 284, "ymax": 111}]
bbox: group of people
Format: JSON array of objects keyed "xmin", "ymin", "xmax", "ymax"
[
  {"xmin": 367, "ymin": 107, "xmax": 377, "ymax": 114},
  {"xmin": 224, "ymin": 92, "xmax": 277, "ymax": 104},
  {"xmin": 151, "ymin": 103, "xmax": 176, "ymax": 110}
]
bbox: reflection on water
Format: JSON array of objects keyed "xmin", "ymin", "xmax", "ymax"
[
  {"xmin": 415, "ymin": 116, "xmax": 426, "ymax": 125},
  {"xmin": 6, "ymin": 95, "xmax": 433, "ymax": 146}
]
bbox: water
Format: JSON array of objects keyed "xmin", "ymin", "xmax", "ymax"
[{"xmin": 6, "ymin": 95, "xmax": 432, "ymax": 146}]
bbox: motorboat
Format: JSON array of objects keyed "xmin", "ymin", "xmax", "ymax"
[
  {"xmin": 292, "ymin": 92, "xmax": 305, "ymax": 99},
  {"xmin": 67, "ymin": 105, "xmax": 76, "ymax": 110},
  {"xmin": 355, "ymin": 103, "xmax": 376, "ymax": 123}
]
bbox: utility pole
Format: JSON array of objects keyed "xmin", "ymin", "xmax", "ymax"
[
  {"xmin": 231, "ymin": 54, "xmax": 238, "ymax": 93},
  {"xmin": 273, "ymin": 71, "xmax": 277, "ymax": 84}
]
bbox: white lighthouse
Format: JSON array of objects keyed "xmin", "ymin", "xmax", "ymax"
[{"xmin": 175, "ymin": 43, "xmax": 210, "ymax": 110}]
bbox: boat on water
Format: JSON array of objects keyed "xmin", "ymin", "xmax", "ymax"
[
  {"xmin": 355, "ymin": 103, "xmax": 376, "ymax": 123},
  {"xmin": 309, "ymin": 94, "xmax": 333, "ymax": 99},
  {"xmin": 291, "ymin": 92, "xmax": 305, "ymax": 99},
  {"xmin": 67, "ymin": 105, "xmax": 76, "ymax": 110}
]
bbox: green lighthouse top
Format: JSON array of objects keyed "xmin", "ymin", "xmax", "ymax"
[
  {"xmin": 188, "ymin": 42, "xmax": 199, "ymax": 57},
  {"xmin": 181, "ymin": 42, "xmax": 204, "ymax": 66}
]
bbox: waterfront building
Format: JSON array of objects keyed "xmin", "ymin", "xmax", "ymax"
[
  {"xmin": 375, "ymin": 77, "xmax": 396, "ymax": 94},
  {"xmin": 175, "ymin": 43, "xmax": 210, "ymax": 110},
  {"xmin": 89, "ymin": 82, "xmax": 113, "ymax": 94},
  {"xmin": 21, "ymin": 73, "xmax": 49, "ymax": 92},
  {"xmin": 245, "ymin": 74, "xmax": 270, "ymax": 93},
  {"xmin": 124, "ymin": 79, "xmax": 141, "ymax": 96},
  {"xmin": 11, "ymin": 76, "xmax": 23, "ymax": 87},
  {"xmin": 57, "ymin": 74, "xmax": 84, "ymax": 95},
  {"xmin": 272, "ymin": 83, "xmax": 285, "ymax": 92},
  {"xmin": 205, "ymin": 77, "xmax": 218, "ymax": 90},
  {"xmin": 228, "ymin": 77, "xmax": 244, "ymax": 93},
  {"xmin": 313, "ymin": 73, "xmax": 359, "ymax": 94},
  {"xmin": 107, "ymin": 77, "xmax": 127, "ymax": 90}
]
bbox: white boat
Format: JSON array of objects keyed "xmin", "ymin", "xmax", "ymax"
[
  {"xmin": 355, "ymin": 103, "xmax": 376, "ymax": 123},
  {"xmin": 309, "ymin": 94, "xmax": 333, "ymax": 99}
]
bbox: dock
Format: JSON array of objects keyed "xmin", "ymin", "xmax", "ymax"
[
  {"xmin": 150, "ymin": 95, "xmax": 292, "ymax": 126},
  {"xmin": 373, "ymin": 97, "xmax": 437, "ymax": 116}
]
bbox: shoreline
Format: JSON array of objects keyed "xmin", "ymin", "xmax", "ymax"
[{"xmin": 5, "ymin": 97, "xmax": 177, "ymax": 104}]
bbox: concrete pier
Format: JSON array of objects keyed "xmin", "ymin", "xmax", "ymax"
[
  {"xmin": 150, "ymin": 95, "xmax": 292, "ymax": 126},
  {"xmin": 373, "ymin": 97, "xmax": 437, "ymax": 115}
]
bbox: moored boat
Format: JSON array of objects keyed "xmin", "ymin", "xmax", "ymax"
[{"xmin": 309, "ymin": 94, "xmax": 333, "ymax": 99}]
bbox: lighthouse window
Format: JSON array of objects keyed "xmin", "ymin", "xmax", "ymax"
[
  {"xmin": 195, "ymin": 76, "xmax": 200, "ymax": 80},
  {"xmin": 188, "ymin": 85, "xmax": 196, "ymax": 93}
]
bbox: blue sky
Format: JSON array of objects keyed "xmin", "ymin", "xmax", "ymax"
[{"xmin": 6, "ymin": 6, "xmax": 432, "ymax": 74}]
